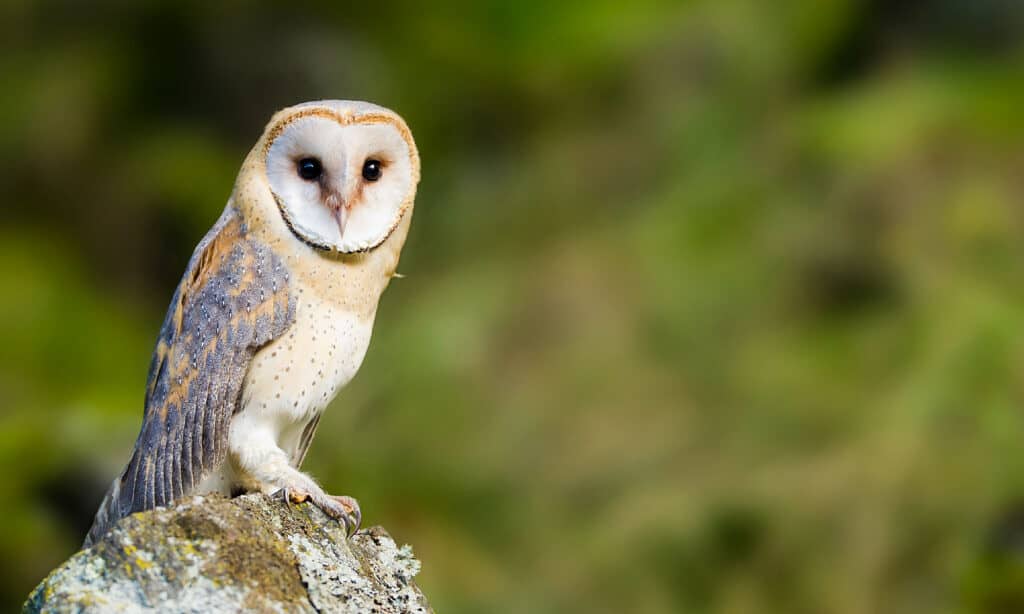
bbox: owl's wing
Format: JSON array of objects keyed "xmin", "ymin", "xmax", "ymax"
[{"xmin": 84, "ymin": 205, "xmax": 294, "ymax": 545}]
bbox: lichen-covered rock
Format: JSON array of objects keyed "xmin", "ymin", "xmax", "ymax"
[{"xmin": 24, "ymin": 494, "xmax": 432, "ymax": 613}]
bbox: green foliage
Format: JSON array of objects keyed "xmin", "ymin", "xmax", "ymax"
[{"xmin": 3, "ymin": 1, "xmax": 1024, "ymax": 611}]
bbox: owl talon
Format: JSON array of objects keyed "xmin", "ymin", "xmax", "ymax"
[
  {"xmin": 271, "ymin": 485, "xmax": 359, "ymax": 535},
  {"xmin": 334, "ymin": 495, "xmax": 362, "ymax": 534},
  {"xmin": 309, "ymin": 493, "xmax": 361, "ymax": 537}
]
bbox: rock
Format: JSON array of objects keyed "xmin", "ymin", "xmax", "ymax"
[{"xmin": 24, "ymin": 494, "xmax": 432, "ymax": 613}]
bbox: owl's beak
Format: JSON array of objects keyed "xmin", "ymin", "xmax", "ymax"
[
  {"xmin": 332, "ymin": 205, "xmax": 348, "ymax": 239},
  {"xmin": 325, "ymin": 192, "xmax": 348, "ymax": 239}
]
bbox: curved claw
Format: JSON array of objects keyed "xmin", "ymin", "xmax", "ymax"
[
  {"xmin": 307, "ymin": 493, "xmax": 361, "ymax": 538},
  {"xmin": 333, "ymin": 495, "xmax": 362, "ymax": 536},
  {"xmin": 272, "ymin": 487, "xmax": 360, "ymax": 538}
]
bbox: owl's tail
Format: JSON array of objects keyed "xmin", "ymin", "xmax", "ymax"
[{"xmin": 82, "ymin": 477, "xmax": 125, "ymax": 548}]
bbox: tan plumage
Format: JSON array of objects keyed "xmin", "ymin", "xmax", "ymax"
[{"xmin": 85, "ymin": 101, "xmax": 419, "ymax": 546}]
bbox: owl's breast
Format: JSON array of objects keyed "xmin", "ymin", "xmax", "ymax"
[{"xmin": 240, "ymin": 283, "xmax": 376, "ymax": 432}]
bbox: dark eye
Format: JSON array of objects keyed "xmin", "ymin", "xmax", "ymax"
[
  {"xmin": 362, "ymin": 159, "xmax": 382, "ymax": 182},
  {"xmin": 297, "ymin": 157, "xmax": 322, "ymax": 180}
]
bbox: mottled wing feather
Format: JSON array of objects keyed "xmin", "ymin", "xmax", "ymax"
[{"xmin": 84, "ymin": 206, "xmax": 294, "ymax": 545}]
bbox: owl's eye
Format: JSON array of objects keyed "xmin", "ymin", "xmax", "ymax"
[
  {"xmin": 297, "ymin": 158, "xmax": 322, "ymax": 181},
  {"xmin": 362, "ymin": 159, "xmax": 383, "ymax": 182}
]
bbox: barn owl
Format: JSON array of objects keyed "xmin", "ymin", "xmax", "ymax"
[{"xmin": 84, "ymin": 100, "xmax": 419, "ymax": 546}]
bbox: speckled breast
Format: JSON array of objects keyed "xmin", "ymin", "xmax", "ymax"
[{"xmin": 240, "ymin": 288, "xmax": 376, "ymax": 447}]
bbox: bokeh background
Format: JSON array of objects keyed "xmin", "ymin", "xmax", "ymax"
[{"xmin": 3, "ymin": 1, "xmax": 1024, "ymax": 612}]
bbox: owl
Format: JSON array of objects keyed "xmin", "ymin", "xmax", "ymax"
[{"xmin": 83, "ymin": 100, "xmax": 419, "ymax": 546}]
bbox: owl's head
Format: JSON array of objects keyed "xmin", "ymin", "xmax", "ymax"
[{"xmin": 260, "ymin": 100, "xmax": 419, "ymax": 253}]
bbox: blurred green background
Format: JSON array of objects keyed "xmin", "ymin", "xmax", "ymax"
[{"xmin": 4, "ymin": 1, "xmax": 1024, "ymax": 612}]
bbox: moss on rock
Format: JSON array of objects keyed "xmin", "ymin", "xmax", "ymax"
[{"xmin": 24, "ymin": 494, "xmax": 432, "ymax": 613}]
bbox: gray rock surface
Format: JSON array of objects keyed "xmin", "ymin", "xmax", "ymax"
[{"xmin": 24, "ymin": 494, "xmax": 432, "ymax": 613}]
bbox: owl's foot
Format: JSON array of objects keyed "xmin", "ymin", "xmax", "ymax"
[
  {"xmin": 271, "ymin": 485, "xmax": 361, "ymax": 536},
  {"xmin": 310, "ymin": 492, "xmax": 362, "ymax": 537}
]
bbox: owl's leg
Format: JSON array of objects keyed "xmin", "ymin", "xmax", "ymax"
[{"xmin": 228, "ymin": 415, "xmax": 361, "ymax": 535}]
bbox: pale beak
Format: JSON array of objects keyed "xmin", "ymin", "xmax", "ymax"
[
  {"xmin": 332, "ymin": 205, "xmax": 348, "ymax": 240},
  {"xmin": 325, "ymin": 192, "xmax": 348, "ymax": 239}
]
